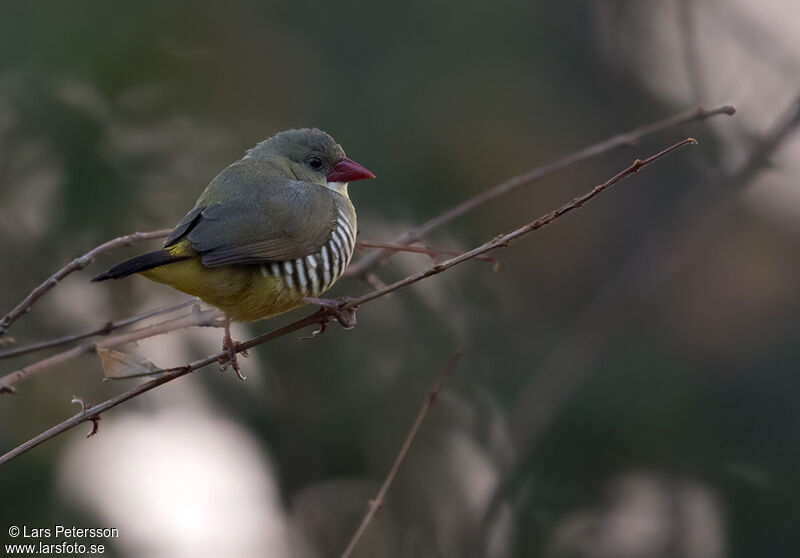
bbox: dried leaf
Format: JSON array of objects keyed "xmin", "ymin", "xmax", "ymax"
[{"xmin": 97, "ymin": 347, "xmax": 162, "ymax": 380}]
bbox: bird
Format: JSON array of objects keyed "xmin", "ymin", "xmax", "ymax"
[{"xmin": 92, "ymin": 128, "xmax": 375, "ymax": 377}]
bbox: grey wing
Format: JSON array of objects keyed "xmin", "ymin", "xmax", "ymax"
[{"xmin": 172, "ymin": 183, "xmax": 337, "ymax": 268}]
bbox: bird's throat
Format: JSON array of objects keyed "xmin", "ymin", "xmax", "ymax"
[{"xmin": 324, "ymin": 181, "xmax": 349, "ymax": 197}]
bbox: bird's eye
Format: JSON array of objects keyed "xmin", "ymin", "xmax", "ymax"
[{"xmin": 308, "ymin": 156, "xmax": 323, "ymax": 169}]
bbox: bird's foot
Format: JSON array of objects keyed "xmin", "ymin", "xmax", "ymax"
[
  {"xmin": 219, "ymin": 320, "xmax": 247, "ymax": 380},
  {"xmin": 304, "ymin": 296, "xmax": 358, "ymax": 329}
]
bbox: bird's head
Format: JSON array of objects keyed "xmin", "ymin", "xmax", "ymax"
[{"xmin": 248, "ymin": 128, "xmax": 375, "ymax": 194}]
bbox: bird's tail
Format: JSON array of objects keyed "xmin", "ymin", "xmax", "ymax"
[{"xmin": 91, "ymin": 250, "xmax": 189, "ymax": 282}]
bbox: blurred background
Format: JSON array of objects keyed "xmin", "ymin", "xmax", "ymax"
[{"xmin": 1, "ymin": 1, "xmax": 799, "ymax": 556}]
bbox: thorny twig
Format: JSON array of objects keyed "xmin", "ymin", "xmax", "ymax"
[
  {"xmin": 71, "ymin": 396, "xmax": 101, "ymax": 438},
  {"xmin": 342, "ymin": 139, "xmax": 698, "ymax": 308}
]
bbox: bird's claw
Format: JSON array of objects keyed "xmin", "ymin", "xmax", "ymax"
[
  {"xmin": 220, "ymin": 321, "xmax": 247, "ymax": 380},
  {"xmin": 304, "ymin": 297, "xmax": 358, "ymax": 329}
]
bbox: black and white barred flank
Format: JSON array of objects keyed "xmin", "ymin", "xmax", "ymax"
[{"xmin": 260, "ymin": 207, "xmax": 356, "ymax": 296}]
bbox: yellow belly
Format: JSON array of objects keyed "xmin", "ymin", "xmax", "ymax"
[{"xmin": 141, "ymin": 258, "xmax": 306, "ymax": 322}]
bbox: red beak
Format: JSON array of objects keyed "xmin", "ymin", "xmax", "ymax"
[{"xmin": 327, "ymin": 157, "xmax": 375, "ymax": 183}]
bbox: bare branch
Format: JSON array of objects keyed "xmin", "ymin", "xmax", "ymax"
[
  {"xmin": 345, "ymin": 105, "xmax": 733, "ymax": 277},
  {"xmin": 0, "ymin": 307, "xmax": 221, "ymax": 393},
  {"xmin": 1, "ymin": 365, "xmax": 194, "ymax": 463},
  {"xmin": 0, "ymin": 312, "xmax": 329, "ymax": 464},
  {"xmin": 0, "ymin": 298, "xmax": 199, "ymax": 361},
  {"xmin": 340, "ymin": 350, "xmax": 464, "ymax": 558},
  {"xmin": 356, "ymin": 239, "xmax": 499, "ymax": 267},
  {"xmin": 0, "ymin": 229, "xmax": 171, "ymax": 338},
  {"xmin": 0, "ymin": 137, "xmax": 696, "ymax": 464},
  {"xmin": 344, "ymin": 138, "xmax": 698, "ymax": 308}
]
